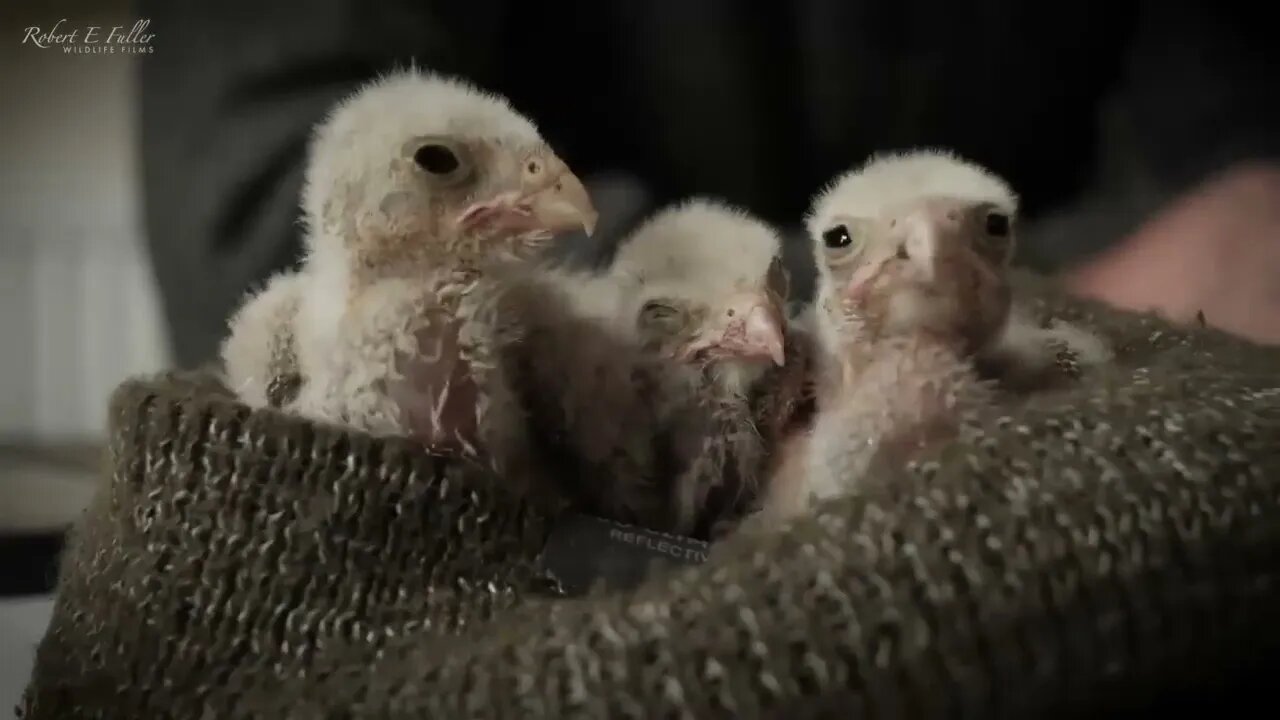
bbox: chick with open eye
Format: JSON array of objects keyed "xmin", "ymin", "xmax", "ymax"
[
  {"xmin": 232, "ymin": 70, "xmax": 597, "ymax": 479},
  {"xmin": 758, "ymin": 150, "xmax": 1024, "ymax": 513},
  {"xmin": 748, "ymin": 151, "xmax": 1017, "ymax": 520},
  {"xmin": 812, "ymin": 149, "xmax": 1111, "ymax": 384},
  {"xmin": 811, "ymin": 151, "xmax": 1018, "ymax": 360}
]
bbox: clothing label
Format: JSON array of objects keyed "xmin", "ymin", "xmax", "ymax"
[{"xmin": 538, "ymin": 513, "xmax": 711, "ymax": 596}]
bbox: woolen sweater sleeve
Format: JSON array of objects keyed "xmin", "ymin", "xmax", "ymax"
[{"xmin": 138, "ymin": 0, "xmax": 514, "ymax": 368}]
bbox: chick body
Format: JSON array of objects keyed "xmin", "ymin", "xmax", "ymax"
[
  {"xmin": 782, "ymin": 150, "xmax": 1019, "ymax": 515},
  {"xmin": 223, "ymin": 70, "xmax": 595, "ymax": 479},
  {"xmin": 595, "ymin": 200, "xmax": 831, "ymax": 536}
]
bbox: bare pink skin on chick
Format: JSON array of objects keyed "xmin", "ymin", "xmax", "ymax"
[{"xmin": 385, "ymin": 143, "xmax": 597, "ymax": 454}]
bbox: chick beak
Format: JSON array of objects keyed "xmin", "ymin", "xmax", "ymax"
[
  {"xmin": 683, "ymin": 292, "xmax": 787, "ymax": 367},
  {"xmin": 456, "ymin": 161, "xmax": 597, "ymax": 239},
  {"xmin": 520, "ymin": 167, "xmax": 598, "ymax": 237},
  {"xmin": 842, "ymin": 203, "xmax": 948, "ymax": 305},
  {"xmin": 842, "ymin": 257, "xmax": 887, "ymax": 307}
]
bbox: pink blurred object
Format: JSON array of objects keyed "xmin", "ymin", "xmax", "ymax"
[{"xmin": 1063, "ymin": 163, "xmax": 1280, "ymax": 346}]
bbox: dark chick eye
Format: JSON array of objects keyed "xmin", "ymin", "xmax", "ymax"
[
  {"xmin": 986, "ymin": 212, "xmax": 1010, "ymax": 237},
  {"xmin": 822, "ymin": 225, "xmax": 852, "ymax": 249},
  {"xmin": 413, "ymin": 144, "xmax": 460, "ymax": 175}
]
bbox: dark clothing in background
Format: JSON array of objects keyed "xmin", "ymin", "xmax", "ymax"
[{"xmin": 140, "ymin": 1, "xmax": 1280, "ymax": 368}]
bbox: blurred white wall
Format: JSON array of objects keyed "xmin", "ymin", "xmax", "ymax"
[{"xmin": 0, "ymin": 1, "xmax": 171, "ymax": 443}]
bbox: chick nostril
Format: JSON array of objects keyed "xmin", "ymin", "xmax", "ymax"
[
  {"xmin": 896, "ymin": 245, "xmax": 909, "ymax": 260},
  {"xmin": 726, "ymin": 309, "xmax": 736, "ymax": 317}
]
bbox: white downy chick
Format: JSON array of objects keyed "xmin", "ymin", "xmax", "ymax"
[
  {"xmin": 787, "ymin": 150, "xmax": 1019, "ymax": 510},
  {"xmin": 809, "ymin": 149, "xmax": 1019, "ymax": 356},
  {"xmin": 605, "ymin": 199, "xmax": 826, "ymax": 537},
  {"xmin": 813, "ymin": 149, "xmax": 1111, "ymax": 382},
  {"xmin": 808, "ymin": 149, "xmax": 1111, "ymax": 381},
  {"xmin": 288, "ymin": 70, "xmax": 597, "ymax": 471},
  {"xmin": 754, "ymin": 151, "xmax": 1112, "ymax": 523},
  {"xmin": 221, "ymin": 270, "xmax": 305, "ymax": 409}
]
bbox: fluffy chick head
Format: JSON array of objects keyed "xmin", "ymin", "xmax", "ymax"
[
  {"xmin": 302, "ymin": 69, "xmax": 597, "ymax": 273},
  {"xmin": 806, "ymin": 149, "xmax": 1017, "ymax": 351},
  {"xmin": 612, "ymin": 199, "xmax": 790, "ymax": 385}
]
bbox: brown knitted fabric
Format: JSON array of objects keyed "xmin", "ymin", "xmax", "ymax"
[
  {"xmin": 19, "ymin": 274, "xmax": 1280, "ymax": 719},
  {"xmin": 18, "ymin": 372, "xmax": 568, "ymax": 718}
]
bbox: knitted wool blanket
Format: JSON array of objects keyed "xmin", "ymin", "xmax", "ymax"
[{"xmin": 18, "ymin": 276, "xmax": 1280, "ymax": 718}]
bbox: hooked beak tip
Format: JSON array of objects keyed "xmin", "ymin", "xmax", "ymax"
[
  {"xmin": 454, "ymin": 168, "xmax": 597, "ymax": 239},
  {"xmin": 769, "ymin": 343, "xmax": 787, "ymax": 367},
  {"xmin": 523, "ymin": 169, "xmax": 597, "ymax": 238},
  {"xmin": 579, "ymin": 209, "xmax": 599, "ymax": 238},
  {"xmin": 747, "ymin": 305, "xmax": 786, "ymax": 367}
]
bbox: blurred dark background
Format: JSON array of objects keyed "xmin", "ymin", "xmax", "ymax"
[
  {"xmin": 136, "ymin": 0, "xmax": 1280, "ymax": 371},
  {"xmin": 2, "ymin": 0, "xmax": 166, "ymax": 704},
  {"xmin": 3, "ymin": 0, "xmax": 1280, "ymax": 706}
]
